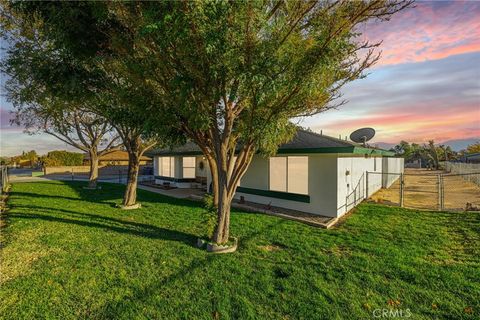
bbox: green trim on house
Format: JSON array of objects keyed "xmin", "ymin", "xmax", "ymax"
[
  {"xmin": 236, "ymin": 186, "xmax": 310, "ymax": 203},
  {"xmin": 352, "ymin": 147, "xmax": 395, "ymax": 156},
  {"xmin": 277, "ymin": 146, "xmax": 355, "ymax": 154},
  {"xmin": 151, "ymin": 146, "xmax": 394, "ymax": 157},
  {"xmin": 154, "ymin": 176, "xmax": 197, "ymax": 183},
  {"xmin": 277, "ymin": 146, "xmax": 395, "ymax": 156}
]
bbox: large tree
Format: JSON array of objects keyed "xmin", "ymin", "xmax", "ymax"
[
  {"xmin": 1, "ymin": 15, "xmax": 121, "ymax": 189},
  {"xmin": 0, "ymin": 1, "xmax": 166, "ymax": 202},
  {"xmin": 115, "ymin": 0, "xmax": 412, "ymax": 243},
  {"xmin": 2, "ymin": 1, "xmax": 412, "ymax": 243}
]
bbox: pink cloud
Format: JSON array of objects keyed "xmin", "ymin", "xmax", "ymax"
[
  {"xmin": 363, "ymin": 1, "xmax": 480, "ymax": 66},
  {"xmin": 312, "ymin": 103, "xmax": 480, "ymax": 143}
]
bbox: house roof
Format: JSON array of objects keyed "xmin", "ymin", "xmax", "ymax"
[
  {"xmin": 147, "ymin": 130, "xmax": 395, "ymax": 157},
  {"xmin": 466, "ymin": 152, "xmax": 480, "ymax": 158},
  {"xmin": 84, "ymin": 150, "xmax": 151, "ymax": 161}
]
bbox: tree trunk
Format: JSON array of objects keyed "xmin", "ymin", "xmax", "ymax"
[
  {"xmin": 88, "ymin": 150, "xmax": 99, "ymax": 189},
  {"xmin": 211, "ymin": 169, "xmax": 232, "ymax": 244},
  {"xmin": 123, "ymin": 152, "xmax": 140, "ymax": 207},
  {"xmin": 207, "ymin": 144, "xmax": 255, "ymax": 244}
]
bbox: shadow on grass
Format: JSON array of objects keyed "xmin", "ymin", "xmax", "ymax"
[
  {"xmin": 9, "ymin": 205, "xmax": 197, "ymax": 246},
  {"xmin": 95, "ymin": 219, "xmax": 288, "ymax": 318},
  {"xmin": 10, "ymin": 180, "xmax": 204, "ymax": 209}
]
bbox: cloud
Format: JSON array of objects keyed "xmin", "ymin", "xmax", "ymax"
[
  {"xmin": 299, "ymin": 52, "xmax": 480, "ymax": 144},
  {"xmin": 362, "ymin": 1, "xmax": 480, "ymax": 66}
]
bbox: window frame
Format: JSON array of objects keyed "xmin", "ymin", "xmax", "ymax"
[
  {"xmin": 159, "ymin": 157, "xmax": 175, "ymax": 178},
  {"xmin": 182, "ymin": 157, "xmax": 196, "ymax": 179},
  {"xmin": 269, "ymin": 156, "xmax": 309, "ymax": 195}
]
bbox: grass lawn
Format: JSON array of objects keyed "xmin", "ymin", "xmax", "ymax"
[{"xmin": 1, "ymin": 181, "xmax": 479, "ymax": 319}]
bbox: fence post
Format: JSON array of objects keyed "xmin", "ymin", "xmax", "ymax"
[
  {"xmin": 365, "ymin": 171, "xmax": 369, "ymax": 199},
  {"xmin": 440, "ymin": 175, "xmax": 444, "ymax": 211},
  {"xmin": 437, "ymin": 174, "xmax": 441, "ymax": 211},
  {"xmin": 400, "ymin": 173, "xmax": 404, "ymax": 207},
  {"xmin": 71, "ymin": 168, "xmax": 74, "ymax": 181}
]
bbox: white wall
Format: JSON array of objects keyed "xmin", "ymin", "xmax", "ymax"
[
  {"xmin": 336, "ymin": 156, "xmax": 382, "ymax": 216},
  {"xmin": 336, "ymin": 156, "xmax": 405, "ymax": 216},
  {"xmin": 153, "ymin": 153, "xmax": 404, "ymax": 218},
  {"xmin": 382, "ymin": 157, "xmax": 404, "ymax": 188},
  {"xmin": 195, "ymin": 156, "xmax": 208, "ymax": 178},
  {"xmin": 235, "ymin": 154, "xmax": 338, "ymax": 217}
]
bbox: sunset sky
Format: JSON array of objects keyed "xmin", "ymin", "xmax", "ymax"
[{"xmin": 1, "ymin": 0, "xmax": 480, "ymax": 156}]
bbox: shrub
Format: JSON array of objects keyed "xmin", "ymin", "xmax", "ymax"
[{"xmin": 43, "ymin": 150, "xmax": 84, "ymax": 166}]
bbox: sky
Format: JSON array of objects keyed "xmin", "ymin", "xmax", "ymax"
[{"xmin": 1, "ymin": 0, "xmax": 480, "ymax": 156}]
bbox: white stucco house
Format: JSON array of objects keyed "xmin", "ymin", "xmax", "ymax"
[{"xmin": 147, "ymin": 130, "xmax": 403, "ymax": 218}]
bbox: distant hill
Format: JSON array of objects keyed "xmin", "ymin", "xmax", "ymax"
[
  {"xmin": 372, "ymin": 142, "xmax": 396, "ymax": 150},
  {"xmin": 372, "ymin": 138, "xmax": 479, "ymax": 152},
  {"xmin": 441, "ymin": 138, "xmax": 479, "ymax": 151}
]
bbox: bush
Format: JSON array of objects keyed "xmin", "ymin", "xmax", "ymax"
[{"xmin": 43, "ymin": 150, "xmax": 84, "ymax": 167}]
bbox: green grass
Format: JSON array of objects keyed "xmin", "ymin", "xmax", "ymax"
[{"xmin": 1, "ymin": 181, "xmax": 479, "ymax": 320}]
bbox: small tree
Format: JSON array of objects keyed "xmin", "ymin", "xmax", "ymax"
[
  {"xmin": 466, "ymin": 142, "xmax": 480, "ymax": 154},
  {"xmin": 43, "ymin": 150, "xmax": 84, "ymax": 167},
  {"xmin": 8, "ymin": 101, "xmax": 121, "ymax": 189}
]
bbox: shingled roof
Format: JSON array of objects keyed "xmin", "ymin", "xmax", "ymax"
[{"xmin": 147, "ymin": 129, "xmax": 393, "ymax": 156}]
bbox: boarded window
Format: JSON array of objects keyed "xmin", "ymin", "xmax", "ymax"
[
  {"xmin": 287, "ymin": 156, "xmax": 308, "ymax": 194},
  {"xmin": 183, "ymin": 157, "xmax": 196, "ymax": 178},
  {"xmin": 269, "ymin": 157, "xmax": 287, "ymax": 192},
  {"xmin": 160, "ymin": 157, "xmax": 175, "ymax": 177},
  {"xmin": 269, "ymin": 156, "xmax": 308, "ymax": 195}
]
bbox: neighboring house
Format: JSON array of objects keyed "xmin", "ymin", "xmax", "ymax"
[
  {"xmin": 147, "ymin": 130, "xmax": 404, "ymax": 218},
  {"xmin": 464, "ymin": 152, "xmax": 480, "ymax": 163},
  {"xmin": 405, "ymin": 159, "xmax": 422, "ymax": 168},
  {"xmin": 83, "ymin": 150, "xmax": 152, "ymax": 166},
  {"xmin": 12, "ymin": 159, "xmax": 35, "ymax": 168}
]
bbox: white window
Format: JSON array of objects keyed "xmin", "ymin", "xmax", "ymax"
[
  {"xmin": 269, "ymin": 156, "xmax": 308, "ymax": 194},
  {"xmin": 159, "ymin": 157, "xmax": 175, "ymax": 177},
  {"xmin": 183, "ymin": 157, "xmax": 196, "ymax": 178}
]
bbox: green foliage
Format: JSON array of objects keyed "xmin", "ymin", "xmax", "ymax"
[
  {"xmin": 1, "ymin": 1, "xmax": 412, "ymax": 241},
  {"xmin": 202, "ymin": 194, "xmax": 218, "ymax": 239},
  {"xmin": 394, "ymin": 140, "xmax": 458, "ymax": 167},
  {"xmin": 466, "ymin": 142, "xmax": 480, "ymax": 154},
  {"xmin": 0, "ymin": 157, "xmax": 10, "ymax": 165},
  {"xmin": 43, "ymin": 150, "xmax": 84, "ymax": 167}
]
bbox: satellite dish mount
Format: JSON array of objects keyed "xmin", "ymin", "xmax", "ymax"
[{"xmin": 349, "ymin": 127, "xmax": 375, "ymax": 147}]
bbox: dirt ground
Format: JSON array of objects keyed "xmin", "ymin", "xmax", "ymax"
[{"xmin": 370, "ymin": 169, "xmax": 480, "ymax": 211}]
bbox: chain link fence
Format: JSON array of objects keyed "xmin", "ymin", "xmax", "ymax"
[
  {"xmin": 367, "ymin": 169, "xmax": 480, "ymax": 212},
  {"xmin": 43, "ymin": 167, "xmax": 154, "ymax": 184},
  {"xmin": 444, "ymin": 162, "xmax": 480, "ymax": 186}
]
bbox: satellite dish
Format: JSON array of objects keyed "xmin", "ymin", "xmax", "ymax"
[{"xmin": 350, "ymin": 127, "xmax": 375, "ymax": 146}]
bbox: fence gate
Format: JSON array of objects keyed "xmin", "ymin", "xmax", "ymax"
[
  {"xmin": 367, "ymin": 170, "xmax": 480, "ymax": 212},
  {"xmin": 403, "ymin": 173, "xmax": 439, "ymax": 210}
]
